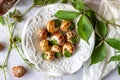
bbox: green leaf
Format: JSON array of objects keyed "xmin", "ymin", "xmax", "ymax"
[
  {"xmin": 0, "ymin": 16, "xmax": 5, "ymax": 25},
  {"xmin": 71, "ymin": 0, "xmax": 84, "ymax": 11},
  {"xmin": 70, "ymin": 35, "xmax": 80, "ymax": 44},
  {"xmin": 13, "ymin": 16, "xmax": 22, "ymax": 22},
  {"xmin": 50, "ymin": 40, "xmax": 58, "ymax": 45},
  {"xmin": 24, "ymin": 59, "xmax": 30, "ymax": 63},
  {"xmin": 90, "ymin": 43, "xmax": 107, "ymax": 65},
  {"xmin": 63, "ymin": 50, "xmax": 72, "ymax": 58},
  {"xmin": 109, "ymin": 55, "xmax": 120, "ymax": 62},
  {"xmin": 41, "ymin": 53, "xmax": 47, "ymax": 59},
  {"xmin": 54, "ymin": 19, "xmax": 61, "ymax": 27},
  {"xmin": 96, "ymin": 21, "xmax": 108, "ymax": 38},
  {"xmin": 60, "ymin": 0, "xmax": 68, "ymax": 3},
  {"xmin": 106, "ymin": 38, "xmax": 120, "ymax": 50},
  {"xmin": 33, "ymin": 0, "xmax": 44, "ymax": 6},
  {"xmin": 118, "ymin": 66, "xmax": 120, "ymax": 75},
  {"xmin": 46, "ymin": 0, "xmax": 58, "ymax": 3},
  {"xmin": 54, "ymin": 10, "xmax": 80, "ymax": 20},
  {"xmin": 9, "ymin": 22, "xmax": 15, "ymax": 28},
  {"xmin": 9, "ymin": 9, "xmax": 22, "ymax": 22},
  {"xmin": 77, "ymin": 15, "xmax": 93, "ymax": 42},
  {"xmin": 85, "ymin": 10, "xmax": 96, "ymax": 28},
  {"xmin": 9, "ymin": 9, "xmax": 21, "ymax": 17},
  {"xmin": 12, "ymin": 36, "xmax": 21, "ymax": 44},
  {"xmin": 55, "ymin": 52, "xmax": 62, "ymax": 58}
]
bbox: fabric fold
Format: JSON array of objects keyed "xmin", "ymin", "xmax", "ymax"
[{"xmin": 83, "ymin": 0, "xmax": 120, "ymax": 80}]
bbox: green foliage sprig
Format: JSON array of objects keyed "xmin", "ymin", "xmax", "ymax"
[
  {"xmin": 54, "ymin": 0, "xmax": 120, "ymax": 75},
  {"xmin": 0, "ymin": 9, "xmax": 39, "ymax": 80}
]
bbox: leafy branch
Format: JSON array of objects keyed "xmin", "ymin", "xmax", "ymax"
[
  {"xmin": 22, "ymin": 0, "xmax": 59, "ymax": 17},
  {"xmin": 53, "ymin": 0, "xmax": 120, "ymax": 73},
  {"xmin": 0, "ymin": 0, "xmax": 62, "ymax": 79},
  {"xmin": 0, "ymin": 9, "xmax": 39, "ymax": 80},
  {"xmin": 54, "ymin": 0, "xmax": 93, "ymax": 42},
  {"xmin": 85, "ymin": 4, "xmax": 120, "ymax": 27}
]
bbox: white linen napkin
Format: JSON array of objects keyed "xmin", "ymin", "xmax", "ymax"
[{"xmin": 83, "ymin": 0, "xmax": 120, "ymax": 80}]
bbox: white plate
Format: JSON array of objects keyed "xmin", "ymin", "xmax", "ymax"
[{"xmin": 22, "ymin": 3, "xmax": 95, "ymax": 76}]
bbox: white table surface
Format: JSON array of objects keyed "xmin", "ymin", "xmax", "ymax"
[{"xmin": 0, "ymin": 0, "xmax": 120, "ymax": 80}]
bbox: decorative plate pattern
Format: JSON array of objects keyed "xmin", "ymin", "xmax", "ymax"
[{"xmin": 22, "ymin": 3, "xmax": 95, "ymax": 76}]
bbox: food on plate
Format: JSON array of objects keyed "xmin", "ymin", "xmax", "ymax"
[
  {"xmin": 62, "ymin": 42, "xmax": 75, "ymax": 57},
  {"xmin": 51, "ymin": 45, "xmax": 61, "ymax": 53},
  {"xmin": 40, "ymin": 40, "xmax": 50, "ymax": 51},
  {"xmin": 42, "ymin": 51, "xmax": 55, "ymax": 61},
  {"xmin": 60, "ymin": 20, "xmax": 71, "ymax": 32},
  {"xmin": 0, "ymin": 42, "xmax": 4, "ymax": 52},
  {"xmin": 66, "ymin": 30, "xmax": 79, "ymax": 44},
  {"xmin": 51, "ymin": 45, "xmax": 62, "ymax": 58},
  {"xmin": 38, "ymin": 28, "xmax": 48, "ymax": 40},
  {"xmin": 39, "ymin": 19, "xmax": 78, "ymax": 61},
  {"xmin": 12, "ymin": 66, "xmax": 26, "ymax": 77},
  {"xmin": 51, "ymin": 32, "xmax": 65, "ymax": 46},
  {"xmin": 22, "ymin": 3, "xmax": 95, "ymax": 76},
  {"xmin": 47, "ymin": 20, "xmax": 60, "ymax": 33},
  {"xmin": 0, "ymin": 0, "xmax": 17, "ymax": 16}
]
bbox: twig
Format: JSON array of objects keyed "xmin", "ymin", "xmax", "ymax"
[
  {"xmin": 22, "ymin": 4, "xmax": 35, "ymax": 17},
  {"xmin": 1, "ymin": 44, "xmax": 12, "ymax": 80}
]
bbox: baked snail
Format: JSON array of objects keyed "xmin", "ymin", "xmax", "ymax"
[
  {"xmin": 51, "ymin": 32, "xmax": 65, "ymax": 46},
  {"xmin": 42, "ymin": 51, "xmax": 55, "ymax": 61},
  {"xmin": 47, "ymin": 20, "xmax": 61, "ymax": 33},
  {"xmin": 62, "ymin": 42, "xmax": 75, "ymax": 58},
  {"xmin": 60, "ymin": 20, "xmax": 71, "ymax": 32},
  {"xmin": 38, "ymin": 28, "xmax": 48, "ymax": 40},
  {"xmin": 38, "ymin": 19, "xmax": 78, "ymax": 61},
  {"xmin": 40, "ymin": 40, "xmax": 50, "ymax": 51},
  {"xmin": 66, "ymin": 30, "xmax": 79, "ymax": 44},
  {"xmin": 51, "ymin": 45, "xmax": 62, "ymax": 58}
]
